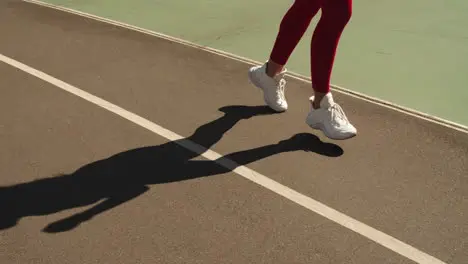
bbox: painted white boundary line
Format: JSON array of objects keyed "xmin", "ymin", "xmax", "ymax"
[
  {"xmin": 1, "ymin": 52, "xmax": 447, "ymax": 264},
  {"xmin": 21, "ymin": 0, "xmax": 468, "ymax": 134}
]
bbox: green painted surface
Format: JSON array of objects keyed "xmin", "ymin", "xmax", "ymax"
[{"xmin": 42, "ymin": 0, "xmax": 468, "ymax": 126}]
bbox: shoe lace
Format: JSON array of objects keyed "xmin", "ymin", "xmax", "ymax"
[
  {"xmin": 329, "ymin": 103, "xmax": 349, "ymax": 126},
  {"xmin": 276, "ymin": 78, "xmax": 286, "ymax": 101}
]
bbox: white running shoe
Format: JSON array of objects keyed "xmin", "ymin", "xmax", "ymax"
[
  {"xmin": 306, "ymin": 93, "xmax": 357, "ymax": 140},
  {"xmin": 248, "ymin": 63, "xmax": 288, "ymax": 112}
]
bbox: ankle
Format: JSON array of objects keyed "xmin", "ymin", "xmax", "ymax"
[
  {"xmin": 311, "ymin": 92, "xmax": 328, "ymax": 109},
  {"xmin": 311, "ymin": 101, "xmax": 321, "ymax": 110},
  {"xmin": 309, "ymin": 98, "xmax": 320, "ymax": 110},
  {"xmin": 266, "ymin": 60, "xmax": 283, "ymax": 78}
]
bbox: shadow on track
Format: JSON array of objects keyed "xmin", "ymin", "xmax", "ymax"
[{"xmin": 0, "ymin": 105, "xmax": 343, "ymax": 233}]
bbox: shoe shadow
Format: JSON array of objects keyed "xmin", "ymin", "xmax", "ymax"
[{"xmin": 0, "ymin": 105, "xmax": 343, "ymax": 233}]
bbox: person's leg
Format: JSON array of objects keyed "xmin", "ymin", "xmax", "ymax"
[
  {"xmin": 266, "ymin": 0, "xmax": 321, "ymax": 77},
  {"xmin": 310, "ymin": 0, "xmax": 352, "ymax": 107},
  {"xmin": 306, "ymin": 0, "xmax": 357, "ymax": 140},
  {"xmin": 248, "ymin": 0, "xmax": 320, "ymax": 112}
]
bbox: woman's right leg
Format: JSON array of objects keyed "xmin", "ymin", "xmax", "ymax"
[
  {"xmin": 267, "ymin": 0, "xmax": 321, "ymax": 76},
  {"xmin": 248, "ymin": 0, "xmax": 320, "ymax": 112}
]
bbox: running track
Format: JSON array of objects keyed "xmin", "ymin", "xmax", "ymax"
[{"xmin": 1, "ymin": 1, "xmax": 467, "ymax": 263}]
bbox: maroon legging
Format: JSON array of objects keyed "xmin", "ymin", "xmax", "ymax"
[{"xmin": 269, "ymin": 0, "xmax": 352, "ymax": 93}]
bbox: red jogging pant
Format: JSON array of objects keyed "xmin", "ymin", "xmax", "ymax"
[{"xmin": 269, "ymin": 0, "xmax": 352, "ymax": 93}]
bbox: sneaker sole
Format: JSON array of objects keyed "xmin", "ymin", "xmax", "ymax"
[
  {"xmin": 248, "ymin": 69, "xmax": 287, "ymax": 113},
  {"xmin": 307, "ymin": 121, "xmax": 357, "ymax": 140}
]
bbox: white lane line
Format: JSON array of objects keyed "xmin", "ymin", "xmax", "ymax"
[
  {"xmin": 0, "ymin": 53, "xmax": 447, "ymax": 264},
  {"xmin": 21, "ymin": 0, "xmax": 468, "ymax": 134}
]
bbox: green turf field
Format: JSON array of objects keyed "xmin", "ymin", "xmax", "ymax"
[{"xmin": 42, "ymin": 0, "xmax": 468, "ymax": 127}]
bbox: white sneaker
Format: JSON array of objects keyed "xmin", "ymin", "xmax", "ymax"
[
  {"xmin": 248, "ymin": 63, "xmax": 288, "ymax": 112},
  {"xmin": 306, "ymin": 93, "xmax": 357, "ymax": 140}
]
